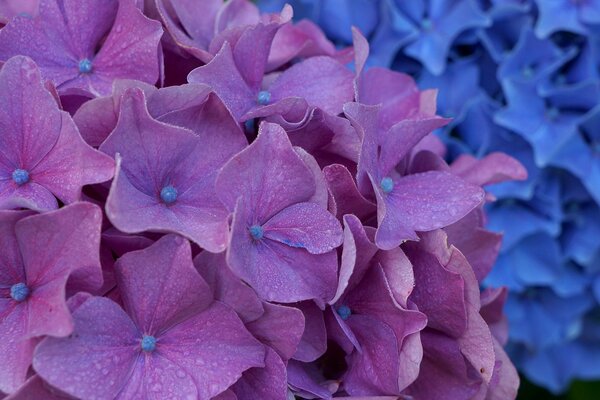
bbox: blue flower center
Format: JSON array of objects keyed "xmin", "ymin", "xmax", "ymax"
[
  {"xmin": 336, "ymin": 305, "xmax": 351, "ymax": 321},
  {"xmin": 78, "ymin": 58, "xmax": 93, "ymax": 74},
  {"xmin": 257, "ymin": 91, "xmax": 271, "ymax": 105},
  {"xmin": 421, "ymin": 18, "xmax": 433, "ymax": 31},
  {"xmin": 160, "ymin": 185, "xmax": 178, "ymax": 204},
  {"xmin": 522, "ymin": 66, "xmax": 534, "ymax": 78},
  {"xmin": 10, "ymin": 282, "xmax": 30, "ymax": 302},
  {"xmin": 141, "ymin": 335, "xmax": 157, "ymax": 352},
  {"xmin": 12, "ymin": 169, "xmax": 29, "ymax": 185},
  {"xmin": 249, "ymin": 225, "xmax": 264, "ymax": 240},
  {"xmin": 546, "ymin": 107, "xmax": 560, "ymax": 121},
  {"xmin": 380, "ymin": 177, "xmax": 394, "ymax": 194}
]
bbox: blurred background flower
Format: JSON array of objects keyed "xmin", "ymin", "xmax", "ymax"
[{"xmin": 257, "ymin": 0, "xmax": 600, "ymax": 396}]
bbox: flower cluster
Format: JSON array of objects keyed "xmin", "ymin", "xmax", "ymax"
[
  {"xmin": 257, "ymin": 0, "xmax": 600, "ymax": 393},
  {"xmin": 0, "ymin": 1, "xmax": 524, "ymax": 399}
]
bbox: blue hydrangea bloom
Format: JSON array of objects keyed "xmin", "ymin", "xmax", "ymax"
[{"xmin": 259, "ymin": 0, "xmax": 600, "ymax": 393}]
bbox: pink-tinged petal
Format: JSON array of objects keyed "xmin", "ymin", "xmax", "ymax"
[
  {"xmin": 376, "ymin": 246, "xmax": 415, "ymax": 308},
  {"xmin": 323, "ymin": 164, "xmax": 376, "ymax": 221},
  {"xmin": 404, "ymin": 241, "xmax": 467, "ymax": 338},
  {"xmin": 408, "ymin": 150, "xmax": 450, "ymax": 175},
  {"xmin": 246, "ymin": 302, "xmax": 304, "ymax": 361},
  {"xmin": 263, "ymin": 202, "xmax": 342, "ymax": 254},
  {"xmin": 269, "ymin": 56, "xmax": 354, "ymax": 115},
  {"xmin": 194, "ymin": 251, "xmax": 264, "ymax": 323},
  {"xmin": 344, "ymin": 315, "xmax": 400, "ymax": 396},
  {"xmin": 33, "ymin": 297, "xmax": 139, "ymax": 400},
  {"xmin": 331, "ymin": 214, "xmax": 379, "ymax": 305},
  {"xmin": 84, "ymin": 0, "xmax": 162, "ymax": 97},
  {"xmin": 159, "ymin": 302, "xmax": 265, "ymax": 399},
  {"xmin": 101, "ymin": 89, "xmax": 231, "ymax": 252},
  {"xmin": 375, "ymin": 171, "xmax": 485, "ymax": 250},
  {"xmin": 188, "ymin": 43, "xmax": 256, "ymax": 121},
  {"xmin": 450, "ymin": 152, "xmax": 528, "ymax": 187},
  {"xmin": 268, "ymin": 20, "xmax": 336, "ymax": 71},
  {"xmin": 32, "ymin": 113, "xmax": 115, "ymax": 204},
  {"xmin": 292, "ymin": 301, "xmax": 327, "ymax": 362},
  {"xmin": 0, "ymin": 305, "xmax": 35, "ymax": 394},
  {"xmin": 216, "ymin": 122, "xmax": 316, "ymax": 222},
  {"xmin": 0, "ymin": 56, "xmax": 61, "ymax": 168},
  {"xmin": 17, "ymin": 202, "xmax": 104, "ymax": 297},
  {"xmin": 4, "ymin": 375, "xmax": 75, "ymax": 400},
  {"xmin": 115, "ymin": 234, "xmax": 212, "ymax": 333},
  {"xmin": 232, "ymin": 347, "xmax": 287, "ymax": 400},
  {"xmin": 214, "ymin": 0, "xmax": 259, "ymax": 32}
]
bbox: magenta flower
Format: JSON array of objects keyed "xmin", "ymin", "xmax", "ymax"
[
  {"xmin": 0, "ymin": 202, "xmax": 103, "ymax": 393},
  {"xmin": 0, "ymin": 56, "xmax": 114, "ymax": 212},
  {"xmin": 100, "ymin": 87, "xmax": 246, "ymax": 253},
  {"xmin": 0, "ymin": 0, "xmax": 162, "ymax": 97},
  {"xmin": 188, "ymin": 40, "xmax": 354, "ymax": 122},
  {"xmin": 216, "ymin": 122, "xmax": 343, "ymax": 304},
  {"xmin": 33, "ymin": 234, "xmax": 265, "ymax": 400}
]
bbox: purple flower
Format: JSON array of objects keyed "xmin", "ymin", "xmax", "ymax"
[
  {"xmin": 0, "ymin": 56, "xmax": 115, "ymax": 211},
  {"xmin": 0, "ymin": 202, "xmax": 103, "ymax": 393},
  {"xmin": 0, "ymin": 0, "xmax": 39, "ymax": 23},
  {"xmin": 328, "ymin": 214, "xmax": 427, "ymax": 395},
  {"xmin": 344, "ymin": 102, "xmax": 485, "ymax": 250},
  {"xmin": 33, "ymin": 234, "xmax": 265, "ymax": 400},
  {"xmin": 99, "ymin": 87, "xmax": 246, "ymax": 253},
  {"xmin": 188, "ymin": 40, "xmax": 354, "ymax": 122},
  {"xmin": 215, "ymin": 122, "xmax": 343, "ymax": 304},
  {"xmin": 0, "ymin": 0, "xmax": 162, "ymax": 97}
]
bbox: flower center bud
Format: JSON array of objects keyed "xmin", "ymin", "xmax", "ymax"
[
  {"xmin": 160, "ymin": 185, "xmax": 178, "ymax": 204},
  {"xmin": 141, "ymin": 335, "xmax": 157, "ymax": 352},
  {"xmin": 249, "ymin": 225, "xmax": 264, "ymax": 240},
  {"xmin": 380, "ymin": 177, "xmax": 394, "ymax": 194},
  {"xmin": 336, "ymin": 305, "xmax": 351, "ymax": 321},
  {"xmin": 78, "ymin": 58, "xmax": 93, "ymax": 74},
  {"xmin": 257, "ymin": 91, "xmax": 271, "ymax": 105},
  {"xmin": 12, "ymin": 169, "xmax": 29, "ymax": 186},
  {"xmin": 10, "ymin": 282, "xmax": 30, "ymax": 302}
]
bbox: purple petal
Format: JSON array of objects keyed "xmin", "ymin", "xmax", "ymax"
[
  {"xmin": 158, "ymin": 301, "xmax": 265, "ymax": 399},
  {"xmin": 115, "ymin": 234, "xmax": 212, "ymax": 333},
  {"xmin": 0, "ymin": 305, "xmax": 35, "ymax": 394},
  {"xmin": 232, "ymin": 347, "xmax": 287, "ymax": 400},
  {"xmin": 292, "ymin": 301, "xmax": 327, "ymax": 362},
  {"xmin": 194, "ymin": 251, "xmax": 264, "ymax": 323},
  {"xmin": 375, "ymin": 171, "xmax": 485, "ymax": 250},
  {"xmin": 33, "ymin": 297, "xmax": 139, "ymax": 400},
  {"xmin": 263, "ymin": 202, "xmax": 343, "ymax": 254},
  {"xmin": 246, "ymin": 302, "xmax": 304, "ymax": 360},
  {"xmin": 269, "ymin": 56, "xmax": 354, "ymax": 115},
  {"xmin": 101, "ymin": 88, "xmax": 231, "ymax": 252},
  {"xmin": 216, "ymin": 122, "xmax": 316, "ymax": 222}
]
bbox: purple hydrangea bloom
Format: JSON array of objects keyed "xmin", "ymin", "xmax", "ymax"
[
  {"xmin": 33, "ymin": 234, "xmax": 265, "ymax": 400},
  {"xmin": 99, "ymin": 87, "xmax": 246, "ymax": 253},
  {"xmin": 0, "ymin": 202, "xmax": 103, "ymax": 393},
  {"xmin": 0, "ymin": 0, "xmax": 162, "ymax": 97},
  {"xmin": 215, "ymin": 122, "xmax": 343, "ymax": 304},
  {"xmin": 0, "ymin": 56, "xmax": 114, "ymax": 211}
]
